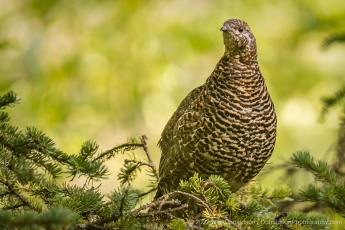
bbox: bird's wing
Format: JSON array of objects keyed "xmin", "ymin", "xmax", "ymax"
[
  {"xmin": 155, "ymin": 85, "xmax": 205, "ymax": 197},
  {"xmin": 158, "ymin": 85, "xmax": 204, "ymax": 157}
]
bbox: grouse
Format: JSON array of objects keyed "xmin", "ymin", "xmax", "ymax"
[{"xmin": 155, "ymin": 18, "xmax": 277, "ymax": 198}]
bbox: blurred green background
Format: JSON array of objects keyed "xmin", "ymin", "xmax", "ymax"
[{"xmin": 0, "ymin": 0, "xmax": 345, "ymax": 213}]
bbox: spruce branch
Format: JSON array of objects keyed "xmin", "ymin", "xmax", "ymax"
[
  {"xmin": 320, "ymin": 85, "xmax": 345, "ymax": 121},
  {"xmin": 291, "ymin": 152, "xmax": 345, "ymax": 216},
  {"xmin": 291, "ymin": 151, "xmax": 337, "ymax": 183},
  {"xmin": 0, "ymin": 91, "xmax": 335, "ymax": 229},
  {"xmin": 0, "ymin": 91, "xmax": 20, "ymax": 109},
  {"xmin": 0, "ymin": 177, "xmax": 41, "ymax": 212},
  {"xmin": 321, "ymin": 32, "xmax": 345, "ymax": 50},
  {"xmin": 94, "ymin": 135, "xmax": 158, "ymax": 183},
  {"xmin": 166, "ymin": 190, "xmax": 213, "ymax": 213},
  {"xmin": 333, "ymin": 114, "xmax": 345, "ymax": 179},
  {"xmin": 66, "ymin": 141, "xmax": 109, "ymax": 182},
  {"xmin": 93, "ymin": 142, "xmax": 143, "ymax": 162},
  {"xmin": 116, "ymin": 135, "xmax": 158, "ymax": 195},
  {"xmin": 118, "ymin": 185, "xmax": 130, "ymax": 218},
  {"xmin": 118, "ymin": 157, "xmax": 142, "ymax": 185},
  {"xmin": 73, "ymin": 199, "xmax": 186, "ymax": 230}
]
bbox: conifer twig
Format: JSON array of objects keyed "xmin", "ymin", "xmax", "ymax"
[
  {"xmin": 200, "ymin": 181, "xmax": 214, "ymax": 208},
  {"xmin": 221, "ymin": 216, "xmax": 242, "ymax": 230},
  {"xmin": 0, "ymin": 191, "xmax": 11, "ymax": 197},
  {"xmin": 124, "ymin": 159, "xmax": 152, "ymax": 168},
  {"xmin": 93, "ymin": 143, "xmax": 143, "ymax": 162},
  {"xmin": 74, "ymin": 199, "xmax": 186, "ymax": 229},
  {"xmin": 132, "ymin": 200, "xmax": 187, "ymax": 217},
  {"xmin": 136, "ymin": 204, "xmax": 189, "ymax": 218},
  {"xmin": 140, "ymin": 134, "xmax": 159, "ymax": 181},
  {"xmin": 118, "ymin": 185, "xmax": 129, "ymax": 217},
  {"xmin": 274, "ymin": 212, "xmax": 288, "ymax": 222},
  {"xmin": 156, "ymin": 190, "xmax": 213, "ymax": 213},
  {"xmin": 0, "ymin": 178, "xmax": 40, "ymax": 212},
  {"xmin": 2, "ymin": 203, "xmax": 26, "ymax": 210},
  {"xmin": 138, "ymin": 187, "xmax": 157, "ymax": 198}
]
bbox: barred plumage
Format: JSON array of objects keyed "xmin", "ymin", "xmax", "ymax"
[{"xmin": 155, "ymin": 19, "xmax": 277, "ymax": 198}]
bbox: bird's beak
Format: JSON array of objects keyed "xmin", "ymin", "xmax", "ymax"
[{"xmin": 220, "ymin": 26, "xmax": 227, "ymax": 31}]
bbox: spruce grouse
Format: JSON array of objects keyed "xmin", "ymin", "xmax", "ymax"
[{"xmin": 155, "ymin": 19, "xmax": 277, "ymax": 198}]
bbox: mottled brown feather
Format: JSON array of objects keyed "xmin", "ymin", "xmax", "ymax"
[{"xmin": 156, "ymin": 19, "xmax": 277, "ymax": 198}]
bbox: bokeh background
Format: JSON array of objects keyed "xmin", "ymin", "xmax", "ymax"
[{"xmin": 0, "ymin": 0, "xmax": 345, "ymax": 223}]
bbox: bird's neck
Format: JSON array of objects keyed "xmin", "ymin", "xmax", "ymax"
[
  {"xmin": 218, "ymin": 53, "xmax": 260, "ymax": 77},
  {"xmin": 223, "ymin": 48, "xmax": 257, "ymax": 65},
  {"xmin": 207, "ymin": 54, "xmax": 264, "ymax": 89}
]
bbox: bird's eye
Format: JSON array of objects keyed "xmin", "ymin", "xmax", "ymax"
[{"xmin": 238, "ymin": 28, "xmax": 243, "ymax": 33}]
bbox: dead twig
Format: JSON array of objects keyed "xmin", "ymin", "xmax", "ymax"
[{"xmin": 141, "ymin": 135, "xmax": 159, "ymax": 181}]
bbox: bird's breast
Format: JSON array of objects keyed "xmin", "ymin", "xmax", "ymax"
[{"xmin": 201, "ymin": 83, "xmax": 276, "ymax": 154}]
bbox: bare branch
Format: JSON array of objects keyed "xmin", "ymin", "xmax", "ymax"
[
  {"xmin": 93, "ymin": 143, "xmax": 143, "ymax": 162},
  {"xmin": 141, "ymin": 135, "xmax": 159, "ymax": 181},
  {"xmin": 134, "ymin": 203, "xmax": 189, "ymax": 218},
  {"xmin": 163, "ymin": 190, "xmax": 213, "ymax": 213},
  {"xmin": 124, "ymin": 159, "xmax": 152, "ymax": 168}
]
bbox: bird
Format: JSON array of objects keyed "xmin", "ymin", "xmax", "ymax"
[{"xmin": 155, "ymin": 18, "xmax": 277, "ymax": 199}]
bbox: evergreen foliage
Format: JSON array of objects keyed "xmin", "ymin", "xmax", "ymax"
[
  {"xmin": 289, "ymin": 74, "xmax": 345, "ymax": 220},
  {"xmin": 1, "ymin": 91, "xmax": 344, "ymax": 229},
  {"xmin": 292, "ymin": 152, "xmax": 345, "ymax": 217},
  {"xmin": 320, "ymin": 86, "xmax": 345, "ymax": 122},
  {"xmin": 319, "ymin": 86, "xmax": 345, "ymax": 182},
  {"xmin": 321, "ymin": 33, "xmax": 345, "ymax": 50}
]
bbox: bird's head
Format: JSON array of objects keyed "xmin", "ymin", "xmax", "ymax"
[{"xmin": 220, "ymin": 19, "xmax": 257, "ymax": 62}]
